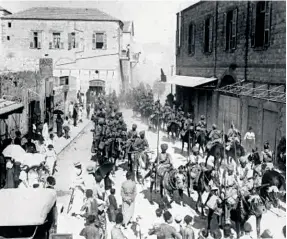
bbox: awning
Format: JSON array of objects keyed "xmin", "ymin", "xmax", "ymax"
[
  {"xmin": 168, "ymin": 75, "xmax": 217, "ymax": 87},
  {"xmin": 216, "ymin": 82, "xmax": 286, "ymax": 104},
  {"xmin": 0, "ymin": 188, "xmax": 57, "ymax": 226},
  {"xmin": 0, "ymin": 99, "xmax": 24, "ymax": 117}
]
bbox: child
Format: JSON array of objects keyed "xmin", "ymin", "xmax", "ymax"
[
  {"xmin": 81, "ymin": 189, "xmax": 98, "ymax": 218},
  {"xmin": 154, "ymin": 208, "xmax": 163, "ymax": 224},
  {"xmin": 63, "ymin": 116, "xmax": 70, "ymax": 139},
  {"xmin": 45, "ymin": 145, "xmax": 57, "ymax": 175},
  {"xmin": 173, "ymin": 215, "xmax": 183, "ymax": 234},
  {"xmin": 144, "ymin": 162, "xmax": 157, "ymax": 201},
  {"xmin": 108, "ymin": 188, "xmax": 118, "ymax": 222}
]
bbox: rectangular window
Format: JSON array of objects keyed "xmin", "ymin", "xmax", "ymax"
[
  {"xmin": 92, "ymin": 32, "xmax": 106, "ymax": 50},
  {"xmin": 7, "ymin": 36, "xmax": 10, "ymax": 41},
  {"xmin": 52, "ymin": 32, "xmax": 62, "ymax": 49},
  {"xmin": 68, "ymin": 32, "xmax": 76, "ymax": 50},
  {"xmin": 8, "ymin": 22, "xmax": 11, "ymax": 28},
  {"xmin": 252, "ymin": 1, "xmax": 271, "ymax": 48},
  {"xmin": 188, "ymin": 23, "xmax": 195, "ymax": 55},
  {"xmin": 30, "ymin": 31, "xmax": 42, "ymax": 49},
  {"xmin": 203, "ymin": 16, "xmax": 213, "ymax": 53},
  {"xmin": 225, "ymin": 9, "xmax": 238, "ymax": 51}
]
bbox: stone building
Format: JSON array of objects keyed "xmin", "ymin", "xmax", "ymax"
[
  {"xmin": 174, "ymin": 1, "xmax": 286, "ymax": 150},
  {"xmin": 0, "ymin": 7, "xmax": 136, "ymax": 96}
]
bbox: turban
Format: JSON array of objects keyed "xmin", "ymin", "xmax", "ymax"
[
  {"xmin": 139, "ymin": 130, "xmax": 145, "ymax": 136},
  {"xmin": 227, "ymin": 164, "xmax": 234, "ymax": 171}
]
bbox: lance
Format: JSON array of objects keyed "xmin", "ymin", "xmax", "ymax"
[
  {"xmin": 155, "ymin": 89, "xmax": 160, "ymax": 191},
  {"xmin": 222, "ymin": 113, "xmax": 228, "ymax": 226}
]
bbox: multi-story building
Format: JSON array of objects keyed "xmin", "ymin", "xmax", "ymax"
[
  {"xmin": 0, "ymin": 7, "xmax": 136, "ymax": 96},
  {"xmin": 174, "ymin": 1, "xmax": 286, "ymax": 150}
]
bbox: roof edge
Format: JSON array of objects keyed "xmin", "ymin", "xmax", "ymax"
[
  {"xmin": 178, "ymin": 1, "xmax": 205, "ymax": 14},
  {"xmin": 1, "ymin": 16, "xmax": 122, "ymax": 23}
]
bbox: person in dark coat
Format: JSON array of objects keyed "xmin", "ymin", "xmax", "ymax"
[
  {"xmin": 56, "ymin": 113, "xmax": 64, "ymax": 137},
  {"xmin": 24, "ymin": 138, "xmax": 37, "ymax": 153},
  {"xmin": 73, "ymin": 104, "xmax": 78, "ymax": 127},
  {"xmin": 14, "ymin": 131, "xmax": 22, "ymax": 146}
]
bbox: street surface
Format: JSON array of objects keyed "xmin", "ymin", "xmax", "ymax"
[{"xmin": 54, "ymin": 109, "xmax": 286, "ymax": 239}]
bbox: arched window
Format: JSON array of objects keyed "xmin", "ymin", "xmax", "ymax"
[{"xmin": 188, "ymin": 23, "xmax": 195, "ymax": 55}]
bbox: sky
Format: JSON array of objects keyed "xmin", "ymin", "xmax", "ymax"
[{"xmin": 0, "ymin": 0, "xmax": 198, "ymax": 46}]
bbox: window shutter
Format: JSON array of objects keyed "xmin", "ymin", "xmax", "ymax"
[
  {"xmin": 37, "ymin": 32, "xmax": 42, "ymax": 49},
  {"xmin": 264, "ymin": 1, "xmax": 271, "ymax": 46},
  {"xmin": 30, "ymin": 31, "xmax": 34, "ymax": 48},
  {"xmin": 209, "ymin": 17, "xmax": 213, "ymax": 53},
  {"xmin": 203, "ymin": 20, "xmax": 206, "ymax": 52},
  {"xmin": 232, "ymin": 9, "xmax": 238, "ymax": 50},
  {"xmin": 103, "ymin": 32, "xmax": 107, "ymax": 50},
  {"xmin": 60, "ymin": 42, "xmax": 64, "ymax": 49},
  {"xmin": 68, "ymin": 33, "xmax": 72, "ymax": 50},
  {"xmin": 251, "ymin": 2, "xmax": 256, "ymax": 48},
  {"xmin": 223, "ymin": 13, "xmax": 227, "ymax": 50},
  {"xmin": 75, "ymin": 32, "xmax": 80, "ymax": 48},
  {"xmin": 92, "ymin": 33, "xmax": 96, "ymax": 50},
  {"xmin": 191, "ymin": 24, "xmax": 195, "ymax": 46}
]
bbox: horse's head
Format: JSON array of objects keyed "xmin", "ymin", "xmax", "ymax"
[
  {"xmin": 266, "ymin": 185, "xmax": 281, "ymax": 208},
  {"xmin": 248, "ymin": 150, "xmax": 260, "ymax": 165},
  {"xmin": 248, "ymin": 195, "xmax": 266, "ymax": 216}
]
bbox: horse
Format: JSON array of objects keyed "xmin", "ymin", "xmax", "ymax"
[
  {"xmin": 260, "ymin": 169, "xmax": 286, "ymax": 208},
  {"xmin": 149, "ymin": 114, "xmax": 162, "ymax": 131},
  {"xmin": 185, "ymin": 163, "xmax": 214, "ymax": 215},
  {"xmin": 181, "ymin": 128, "xmax": 196, "ymax": 154},
  {"xmin": 167, "ymin": 121, "xmax": 180, "ymax": 139},
  {"xmin": 196, "ymin": 130, "xmax": 208, "ymax": 154},
  {"xmin": 205, "ymin": 140, "xmax": 245, "ymax": 168},
  {"xmin": 159, "ymin": 168, "xmax": 186, "ymax": 208}
]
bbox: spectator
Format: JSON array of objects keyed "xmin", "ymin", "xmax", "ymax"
[
  {"xmin": 108, "ymin": 188, "xmax": 118, "ymax": 223},
  {"xmin": 45, "ymin": 144, "xmax": 57, "ymax": 175},
  {"xmin": 81, "ymin": 189, "xmax": 98, "ymax": 218},
  {"xmin": 240, "ymin": 222, "xmax": 252, "ymax": 239},
  {"xmin": 283, "ymin": 226, "xmax": 286, "ymax": 238},
  {"xmin": 244, "ymin": 126, "xmax": 256, "ymax": 153},
  {"xmin": 46, "ymin": 134, "xmax": 55, "ymax": 148},
  {"xmin": 121, "ymin": 171, "xmax": 137, "ymax": 229},
  {"xmin": 73, "ymin": 103, "xmax": 78, "ymax": 127},
  {"xmin": 154, "ymin": 208, "xmax": 163, "ymax": 224},
  {"xmin": 63, "ymin": 116, "xmax": 70, "ymax": 139},
  {"xmin": 111, "ymin": 213, "xmax": 127, "ymax": 239},
  {"xmin": 24, "ymin": 138, "xmax": 37, "ymax": 153},
  {"xmin": 56, "ymin": 114, "xmax": 64, "ymax": 138},
  {"xmin": 86, "ymin": 103, "xmax": 91, "ymax": 119},
  {"xmin": 42, "ymin": 119, "xmax": 49, "ymax": 142},
  {"xmin": 80, "ymin": 214, "xmax": 101, "ymax": 239},
  {"xmin": 14, "ymin": 131, "xmax": 22, "ymax": 146},
  {"xmin": 181, "ymin": 215, "xmax": 194, "ymax": 239},
  {"xmin": 36, "ymin": 137, "xmax": 46, "ymax": 154},
  {"xmin": 69, "ymin": 102, "xmax": 74, "ymax": 119},
  {"xmin": 4, "ymin": 158, "xmax": 15, "ymax": 188},
  {"xmin": 174, "ymin": 215, "xmax": 183, "ymax": 234},
  {"xmin": 46, "ymin": 176, "xmax": 56, "ymax": 189},
  {"xmin": 198, "ymin": 229, "xmax": 211, "ymax": 239},
  {"xmin": 78, "ymin": 104, "xmax": 83, "ymax": 123},
  {"xmin": 104, "ymin": 172, "xmax": 114, "ymax": 192},
  {"xmin": 148, "ymin": 210, "xmax": 182, "ymax": 239}
]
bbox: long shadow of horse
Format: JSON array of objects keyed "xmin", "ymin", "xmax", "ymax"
[{"xmin": 172, "ymin": 146, "xmax": 188, "ymax": 157}]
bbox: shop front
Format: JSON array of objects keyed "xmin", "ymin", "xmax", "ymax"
[{"xmin": 87, "ymin": 79, "xmax": 105, "ymax": 104}]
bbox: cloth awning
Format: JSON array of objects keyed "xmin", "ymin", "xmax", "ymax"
[
  {"xmin": 168, "ymin": 75, "xmax": 217, "ymax": 87},
  {"xmin": 0, "ymin": 99, "xmax": 24, "ymax": 117},
  {"xmin": 0, "ymin": 188, "xmax": 57, "ymax": 226}
]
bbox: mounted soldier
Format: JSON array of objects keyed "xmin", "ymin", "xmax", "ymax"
[
  {"xmin": 226, "ymin": 123, "xmax": 240, "ymax": 150},
  {"xmin": 197, "ymin": 115, "xmax": 207, "ymax": 131},
  {"xmin": 237, "ymin": 156, "xmax": 254, "ymax": 196},
  {"xmin": 262, "ymin": 141, "xmax": 274, "ymax": 171},
  {"xmin": 206, "ymin": 124, "xmax": 223, "ymax": 151}
]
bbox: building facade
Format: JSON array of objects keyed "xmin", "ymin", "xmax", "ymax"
[
  {"xmin": 0, "ymin": 7, "xmax": 136, "ymax": 96},
  {"xmin": 175, "ymin": 1, "xmax": 286, "ymax": 151}
]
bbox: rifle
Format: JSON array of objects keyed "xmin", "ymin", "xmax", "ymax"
[{"xmin": 67, "ymin": 188, "xmax": 75, "ymax": 214}]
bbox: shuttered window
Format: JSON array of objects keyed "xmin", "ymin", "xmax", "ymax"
[
  {"xmin": 251, "ymin": 1, "xmax": 271, "ymax": 48},
  {"xmin": 92, "ymin": 32, "xmax": 107, "ymax": 50},
  {"xmin": 188, "ymin": 23, "xmax": 195, "ymax": 56},
  {"xmin": 68, "ymin": 32, "xmax": 76, "ymax": 50},
  {"xmin": 203, "ymin": 16, "xmax": 213, "ymax": 53},
  {"xmin": 225, "ymin": 8, "xmax": 238, "ymax": 51},
  {"xmin": 30, "ymin": 31, "xmax": 42, "ymax": 49}
]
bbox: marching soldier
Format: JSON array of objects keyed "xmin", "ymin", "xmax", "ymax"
[
  {"xmin": 197, "ymin": 115, "xmax": 207, "ymax": 131},
  {"xmin": 206, "ymin": 124, "xmax": 222, "ymax": 151}
]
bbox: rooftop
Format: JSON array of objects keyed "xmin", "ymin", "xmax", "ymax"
[
  {"xmin": 2, "ymin": 7, "xmax": 121, "ymax": 22},
  {"xmin": 0, "ymin": 6, "xmax": 12, "ymax": 14}
]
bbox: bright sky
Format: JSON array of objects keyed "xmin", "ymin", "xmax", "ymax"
[{"xmin": 0, "ymin": 0, "xmax": 198, "ymax": 46}]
